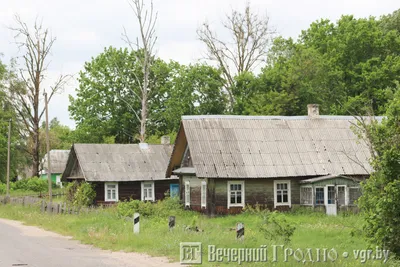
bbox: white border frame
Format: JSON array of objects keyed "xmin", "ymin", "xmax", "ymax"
[
  {"xmin": 227, "ymin": 180, "xmax": 245, "ymax": 209},
  {"xmin": 104, "ymin": 182, "xmax": 119, "ymax": 202},
  {"xmin": 274, "ymin": 180, "xmax": 291, "ymax": 208},
  {"xmin": 300, "ymin": 186, "xmax": 313, "ymax": 206},
  {"xmin": 141, "ymin": 181, "xmax": 155, "ymax": 201},
  {"xmin": 315, "ymin": 186, "xmax": 325, "ymax": 205}
]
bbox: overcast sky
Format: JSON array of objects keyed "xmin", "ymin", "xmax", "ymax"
[{"xmin": 1, "ymin": 0, "xmax": 398, "ymax": 128}]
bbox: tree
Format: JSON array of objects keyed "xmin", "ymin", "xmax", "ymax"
[
  {"xmin": 197, "ymin": 2, "xmax": 274, "ymax": 112},
  {"xmin": 257, "ymin": 13, "xmax": 400, "ymax": 116},
  {"xmin": 70, "ymin": 48, "xmax": 227, "ymax": 142},
  {"xmin": 0, "ymin": 58, "xmax": 28, "ymax": 182},
  {"xmin": 122, "ymin": 0, "xmax": 158, "ymax": 142},
  {"xmin": 357, "ymin": 88, "xmax": 400, "ymax": 256},
  {"xmin": 38, "ymin": 118, "xmax": 72, "ymax": 155},
  {"xmin": 8, "ymin": 15, "xmax": 70, "ymax": 177}
]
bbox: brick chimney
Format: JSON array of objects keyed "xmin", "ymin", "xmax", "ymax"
[
  {"xmin": 307, "ymin": 104, "xmax": 320, "ymax": 118},
  {"xmin": 161, "ymin": 135, "xmax": 170, "ymax": 145}
]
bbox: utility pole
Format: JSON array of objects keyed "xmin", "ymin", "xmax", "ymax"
[
  {"xmin": 44, "ymin": 92, "xmax": 52, "ymax": 203},
  {"xmin": 6, "ymin": 119, "xmax": 11, "ymax": 199}
]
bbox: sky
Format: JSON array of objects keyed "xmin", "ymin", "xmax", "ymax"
[{"xmin": 1, "ymin": 0, "xmax": 398, "ymax": 128}]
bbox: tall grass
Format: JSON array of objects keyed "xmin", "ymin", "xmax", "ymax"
[{"xmin": 0, "ymin": 200, "xmax": 396, "ymax": 266}]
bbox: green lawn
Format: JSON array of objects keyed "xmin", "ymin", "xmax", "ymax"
[{"xmin": 0, "ymin": 203, "xmax": 396, "ymax": 266}]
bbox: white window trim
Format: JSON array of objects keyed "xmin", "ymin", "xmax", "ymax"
[
  {"xmin": 184, "ymin": 181, "xmax": 190, "ymax": 207},
  {"xmin": 104, "ymin": 182, "xmax": 119, "ymax": 202},
  {"xmin": 227, "ymin": 181, "xmax": 245, "ymax": 209},
  {"xmin": 141, "ymin": 181, "xmax": 155, "ymax": 201},
  {"xmin": 315, "ymin": 186, "xmax": 325, "ymax": 205},
  {"xmin": 336, "ymin": 185, "xmax": 347, "ymax": 206},
  {"xmin": 201, "ymin": 181, "xmax": 207, "ymax": 208},
  {"xmin": 300, "ymin": 186, "xmax": 313, "ymax": 206},
  {"xmin": 274, "ymin": 180, "xmax": 291, "ymax": 208},
  {"xmin": 348, "ymin": 186, "xmax": 361, "ymax": 206},
  {"xmin": 325, "ymin": 184, "xmax": 336, "ymax": 205}
]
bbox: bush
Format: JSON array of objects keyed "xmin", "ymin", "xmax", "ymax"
[
  {"xmin": 117, "ymin": 197, "xmax": 182, "ymax": 218},
  {"xmin": 259, "ymin": 211, "xmax": 296, "ymax": 244},
  {"xmin": 74, "ymin": 182, "xmax": 96, "ymax": 207},
  {"xmin": 0, "ymin": 183, "xmax": 6, "ymax": 194},
  {"xmin": 64, "ymin": 182, "xmax": 96, "ymax": 207}
]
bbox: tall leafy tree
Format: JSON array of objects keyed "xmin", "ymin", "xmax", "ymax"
[{"xmin": 358, "ymin": 88, "xmax": 400, "ymax": 256}]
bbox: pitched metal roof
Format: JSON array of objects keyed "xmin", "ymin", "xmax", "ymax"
[
  {"xmin": 66, "ymin": 144, "xmax": 173, "ymax": 182},
  {"xmin": 42, "ymin": 150, "xmax": 70, "ymax": 174},
  {"xmin": 181, "ymin": 115, "xmax": 380, "ymax": 179}
]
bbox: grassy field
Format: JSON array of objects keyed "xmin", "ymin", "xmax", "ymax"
[{"xmin": 0, "ymin": 202, "xmax": 397, "ymax": 266}]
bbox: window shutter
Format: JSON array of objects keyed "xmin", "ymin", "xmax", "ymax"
[
  {"xmin": 185, "ymin": 181, "xmax": 190, "ymax": 207},
  {"xmin": 201, "ymin": 181, "xmax": 207, "ymax": 208}
]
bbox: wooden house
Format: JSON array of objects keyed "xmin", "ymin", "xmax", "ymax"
[
  {"xmin": 62, "ymin": 141, "xmax": 179, "ymax": 205},
  {"xmin": 166, "ymin": 105, "xmax": 380, "ymax": 215},
  {"xmin": 40, "ymin": 150, "xmax": 70, "ymax": 187}
]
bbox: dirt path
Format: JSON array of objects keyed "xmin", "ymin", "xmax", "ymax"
[{"xmin": 0, "ymin": 218, "xmax": 181, "ymax": 267}]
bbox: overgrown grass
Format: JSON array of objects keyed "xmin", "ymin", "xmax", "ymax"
[{"xmin": 0, "ymin": 202, "xmax": 397, "ymax": 266}]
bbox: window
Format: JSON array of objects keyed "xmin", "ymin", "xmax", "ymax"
[
  {"xmin": 300, "ymin": 187, "xmax": 313, "ymax": 205},
  {"xmin": 141, "ymin": 181, "xmax": 155, "ymax": 201},
  {"xmin": 327, "ymin": 186, "xmax": 335, "ymax": 204},
  {"xmin": 105, "ymin": 183, "xmax": 118, "ymax": 202},
  {"xmin": 185, "ymin": 181, "xmax": 190, "ymax": 207},
  {"xmin": 337, "ymin": 186, "xmax": 346, "ymax": 206},
  {"xmin": 349, "ymin": 187, "xmax": 361, "ymax": 205},
  {"xmin": 201, "ymin": 181, "xmax": 207, "ymax": 208},
  {"xmin": 227, "ymin": 181, "xmax": 245, "ymax": 208},
  {"xmin": 274, "ymin": 180, "xmax": 291, "ymax": 207},
  {"xmin": 315, "ymin": 187, "xmax": 324, "ymax": 205}
]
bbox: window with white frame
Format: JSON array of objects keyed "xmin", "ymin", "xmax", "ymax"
[
  {"xmin": 315, "ymin": 187, "xmax": 324, "ymax": 205},
  {"xmin": 141, "ymin": 181, "xmax": 155, "ymax": 201},
  {"xmin": 227, "ymin": 181, "xmax": 245, "ymax": 208},
  {"xmin": 105, "ymin": 182, "xmax": 118, "ymax": 202},
  {"xmin": 337, "ymin": 186, "xmax": 346, "ymax": 206},
  {"xmin": 274, "ymin": 180, "xmax": 291, "ymax": 207},
  {"xmin": 201, "ymin": 181, "xmax": 207, "ymax": 208},
  {"xmin": 300, "ymin": 187, "xmax": 313, "ymax": 205},
  {"xmin": 184, "ymin": 181, "xmax": 190, "ymax": 207}
]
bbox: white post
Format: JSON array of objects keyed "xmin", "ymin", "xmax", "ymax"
[{"xmin": 133, "ymin": 213, "xmax": 140, "ymax": 234}]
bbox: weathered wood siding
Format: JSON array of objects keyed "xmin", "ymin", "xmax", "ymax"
[
  {"xmin": 93, "ymin": 180, "xmax": 177, "ymax": 205},
  {"xmin": 210, "ymin": 178, "xmax": 303, "ymax": 215}
]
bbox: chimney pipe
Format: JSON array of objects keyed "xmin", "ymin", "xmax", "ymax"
[
  {"xmin": 161, "ymin": 135, "xmax": 170, "ymax": 145},
  {"xmin": 307, "ymin": 104, "xmax": 320, "ymax": 118}
]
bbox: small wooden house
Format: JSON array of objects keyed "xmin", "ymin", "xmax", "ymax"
[
  {"xmin": 62, "ymin": 142, "xmax": 179, "ymax": 205},
  {"xmin": 40, "ymin": 150, "xmax": 70, "ymax": 187},
  {"xmin": 166, "ymin": 105, "xmax": 379, "ymax": 215}
]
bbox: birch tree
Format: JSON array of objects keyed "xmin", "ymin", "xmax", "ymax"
[
  {"xmin": 9, "ymin": 15, "xmax": 70, "ymax": 177},
  {"xmin": 123, "ymin": 0, "xmax": 158, "ymax": 142},
  {"xmin": 197, "ymin": 2, "xmax": 275, "ymax": 111}
]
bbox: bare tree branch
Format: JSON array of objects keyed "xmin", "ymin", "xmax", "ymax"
[{"xmin": 197, "ymin": 3, "xmax": 275, "ymax": 111}]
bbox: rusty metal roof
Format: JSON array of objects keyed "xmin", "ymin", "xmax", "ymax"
[
  {"xmin": 42, "ymin": 150, "xmax": 70, "ymax": 174},
  {"xmin": 181, "ymin": 115, "xmax": 380, "ymax": 179},
  {"xmin": 68, "ymin": 144, "xmax": 173, "ymax": 182}
]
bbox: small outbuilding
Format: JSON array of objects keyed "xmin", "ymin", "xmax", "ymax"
[
  {"xmin": 62, "ymin": 141, "xmax": 178, "ymax": 205},
  {"xmin": 40, "ymin": 149, "xmax": 70, "ymax": 187}
]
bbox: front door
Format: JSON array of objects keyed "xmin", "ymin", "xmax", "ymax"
[{"xmin": 325, "ymin": 186, "xmax": 337, "ymax": 216}]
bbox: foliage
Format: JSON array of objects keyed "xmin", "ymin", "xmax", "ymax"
[
  {"xmin": 117, "ymin": 196, "xmax": 182, "ymax": 218},
  {"xmin": 0, "ymin": 183, "xmax": 6, "ymax": 195},
  {"xmin": 11, "ymin": 177, "xmax": 47, "ymax": 193},
  {"xmin": 259, "ymin": 211, "xmax": 296, "ymax": 245},
  {"xmin": 240, "ymin": 11, "xmax": 400, "ymax": 116},
  {"xmin": 358, "ymin": 89, "xmax": 400, "ymax": 257},
  {"xmin": 73, "ymin": 182, "xmax": 96, "ymax": 207},
  {"xmin": 64, "ymin": 182, "xmax": 95, "ymax": 207},
  {"xmin": 70, "ymin": 47, "xmax": 226, "ymax": 143}
]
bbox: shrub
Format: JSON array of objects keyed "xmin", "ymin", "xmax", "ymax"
[
  {"xmin": 0, "ymin": 183, "xmax": 6, "ymax": 194},
  {"xmin": 26, "ymin": 177, "xmax": 48, "ymax": 192},
  {"xmin": 74, "ymin": 182, "xmax": 96, "ymax": 207},
  {"xmin": 117, "ymin": 197, "xmax": 182, "ymax": 218},
  {"xmin": 259, "ymin": 211, "xmax": 296, "ymax": 244}
]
